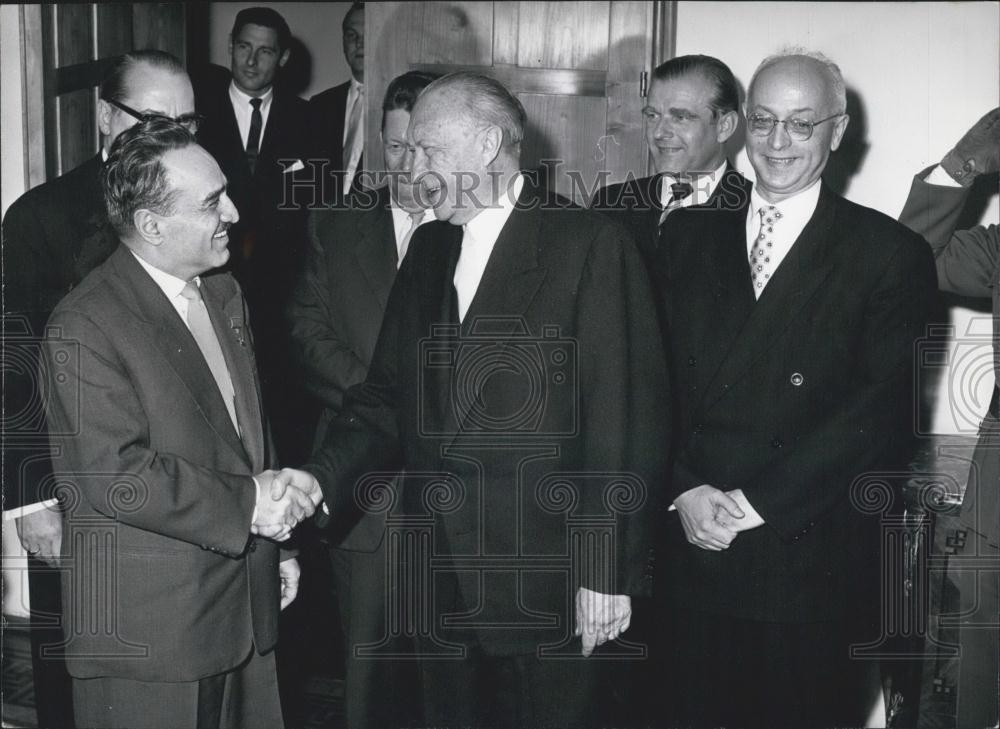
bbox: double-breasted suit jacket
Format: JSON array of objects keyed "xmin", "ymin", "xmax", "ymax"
[
  {"xmin": 662, "ymin": 184, "xmax": 938, "ymax": 623},
  {"xmin": 306, "ymin": 180, "xmax": 670, "ymax": 656},
  {"xmin": 44, "ymin": 244, "xmax": 281, "ymax": 682}
]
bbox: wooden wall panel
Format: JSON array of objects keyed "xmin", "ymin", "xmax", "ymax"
[
  {"xmin": 605, "ymin": 1, "xmax": 653, "ymax": 181},
  {"xmin": 519, "ymin": 94, "xmax": 606, "ymax": 204},
  {"xmin": 493, "ymin": 2, "xmax": 519, "ymax": 66},
  {"xmin": 96, "ymin": 4, "xmax": 132, "ymax": 59},
  {"xmin": 57, "ymin": 89, "xmax": 96, "ymax": 172},
  {"xmin": 55, "ymin": 4, "xmax": 92, "ymax": 67},
  {"xmin": 133, "ymin": 3, "xmax": 185, "ymax": 59},
  {"xmin": 407, "ymin": 2, "xmax": 493, "ymax": 67},
  {"xmin": 517, "ymin": 2, "xmax": 610, "ymax": 71}
]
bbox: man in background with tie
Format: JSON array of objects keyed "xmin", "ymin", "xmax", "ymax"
[
  {"xmin": 287, "ymin": 70, "xmax": 436, "ymax": 729},
  {"xmin": 2, "ymin": 50, "xmax": 198, "ymax": 728},
  {"xmin": 592, "ymin": 55, "xmax": 750, "ymax": 281},
  {"xmin": 660, "ymin": 50, "xmax": 937, "ymax": 727},
  {"xmin": 43, "ymin": 118, "xmax": 321, "ymax": 729},
  {"xmin": 309, "ymin": 1, "xmax": 366, "ymax": 202},
  {"xmin": 195, "ymin": 6, "xmax": 314, "ymax": 463}
]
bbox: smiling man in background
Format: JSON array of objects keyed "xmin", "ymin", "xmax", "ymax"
[
  {"xmin": 660, "ymin": 50, "xmax": 937, "ymax": 727},
  {"xmin": 2, "ymin": 50, "xmax": 197, "ymax": 729},
  {"xmin": 592, "ymin": 55, "xmax": 750, "ymax": 281}
]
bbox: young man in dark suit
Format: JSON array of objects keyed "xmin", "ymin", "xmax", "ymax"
[
  {"xmin": 284, "ymin": 71, "xmax": 668, "ymax": 727},
  {"xmin": 194, "ymin": 6, "xmax": 314, "ymax": 462},
  {"xmin": 288, "ymin": 70, "xmax": 436, "ymax": 729},
  {"xmin": 661, "ymin": 51, "xmax": 938, "ymax": 727},
  {"xmin": 591, "ymin": 55, "xmax": 751, "ymax": 279},
  {"xmin": 1, "ymin": 50, "xmax": 197, "ymax": 729},
  {"xmin": 43, "ymin": 119, "xmax": 321, "ymax": 729},
  {"xmin": 308, "ymin": 1, "xmax": 365, "ymax": 202}
]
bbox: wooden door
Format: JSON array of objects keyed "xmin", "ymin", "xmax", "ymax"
[
  {"xmin": 24, "ymin": 3, "xmax": 186, "ymax": 185},
  {"xmin": 366, "ymin": 2, "xmax": 675, "ymax": 204}
]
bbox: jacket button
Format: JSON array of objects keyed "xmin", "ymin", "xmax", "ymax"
[
  {"xmin": 688, "ymin": 356, "xmax": 696, "ymax": 367},
  {"xmin": 248, "ymin": 541, "xmax": 257, "ymax": 552},
  {"xmin": 790, "ymin": 372, "xmax": 804, "ymax": 386},
  {"xmin": 771, "ymin": 437, "xmax": 783, "ymax": 448}
]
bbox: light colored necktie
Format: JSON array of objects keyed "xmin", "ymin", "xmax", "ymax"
[
  {"xmin": 343, "ymin": 85, "xmax": 365, "ymax": 185},
  {"xmin": 453, "ymin": 226, "xmax": 475, "ymax": 323},
  {"xmin": 180, "ymin": 282, "xmax": 240, "ymax": 434},
  {"xmin": 398, "ymin": 211, "xmax": 423, "ymax": 267},
  {"xmin": 750, "ymin": 205, "xmax": 782, "ymax": 298}
]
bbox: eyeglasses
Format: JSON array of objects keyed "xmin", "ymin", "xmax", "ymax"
[
  {"xmin": 104, "ymin": 98, "xmax": 204, "ymax": 134},
  {"xmin": 746, "ymin": 112, "xmax": 842, "ymax": 141}
]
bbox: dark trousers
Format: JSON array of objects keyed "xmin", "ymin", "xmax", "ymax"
[
  {"xmin": 71, "ymin": 648, "xmax": 282, "ymax": 729},
  {"xmin": 27, "ymin": 555, "xmax": 75, "ymax": 728},
  {"xmin": 663, "ymin": 605, "xmax": 880, "ymax": 728},
  {"xmin": 419, "ymin": 643, "xmax": 610, "ymax": 729},
  {"xmin": 330, "ymin": 544, "xmax": 421, "ymax": 729}
]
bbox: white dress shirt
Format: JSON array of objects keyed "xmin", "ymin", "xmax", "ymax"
[
  {"xmin": 745, "ymin": 180, "xmax": 822, "ymax": 279},
  {"xmin": 659, "ymin": 159, "xmax": 729, "ymax": 210},
  {"xmin": 343, "ymin": 78, "xmax": 365, "ymax": 189},
  {"xmin": 389, "ymin": 204, "xmax": 434, "ymax": 265},
  {"xmin": 453, "ymin": 174, "xmax": 524, "ymax": 322},
  {"xmin": 229, "ymin": 81, "xmax": 274, "ymax": 150}
]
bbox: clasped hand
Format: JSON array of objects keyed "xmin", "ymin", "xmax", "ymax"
[
  {"xmin": 250, "ymin": 468, "xmax": 323, "ymax": 541},
  {"xmin": 673, "ymin": 485, "xmax": 764, "ymax": 551}
]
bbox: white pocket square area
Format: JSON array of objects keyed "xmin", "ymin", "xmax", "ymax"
[{"xmin": 282, "ymin": 159, "xmax": 305, "ymax": 173}]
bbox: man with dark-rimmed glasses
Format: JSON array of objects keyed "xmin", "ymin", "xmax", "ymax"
[{"xmin": 2, "ymin": 49, "xmax": 196, "ymax": 729}]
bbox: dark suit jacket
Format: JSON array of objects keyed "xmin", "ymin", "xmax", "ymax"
[
  {"xmin": 305, "ymin": 180, "xmax": 669, "ymax": 656},
  {"xmin": 2, "ymin": 154, "xmax": 119, "ymax": 510},
  {"xmin": 44, "ymin": 245, "xmax": 281, "ymax": 682},
  {"xmin": 899, "ymin": 168, "xmax": 999, "ymax": 548},
  {"xmin": 591, "ymin": 165, "xmax": 752, "ymax": 278},
  {"xmin": 308, "ymin": 81, "xmax": 351, "ymax": 202},
  {"xmin": 288, "ymin": 185, "xmax": 398, "ymax": 550},
  {"xmin": 195, "ymin": 72, "xmax": 313, "ymax": 310},
  {"xmin": 663, "ymin": 184, "xmax": 938, "ymax": 623}
]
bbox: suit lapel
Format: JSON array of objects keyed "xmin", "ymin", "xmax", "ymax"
[
  {"xmin": 108, "ymin": 248, "xmax": 253, "ymax": 468},
  {"xmin": 352, "ymin": 188, "xmax": 398, "ymax": 312},
  {"xmin": 699, "ymin": 186, "xmax": 839, "ymax": 412},
  {"xmin": 202, "ymin": 277, "xmax": 261, "ymax": 470}
]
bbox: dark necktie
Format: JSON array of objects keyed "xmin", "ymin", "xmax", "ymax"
[
  {"xmin": 658, "ymin": 181, "xmax": 694, "ymax": 228},
  {"xmin": 246, "ymin": 97, "xmax": 263, "ymax": 173}
]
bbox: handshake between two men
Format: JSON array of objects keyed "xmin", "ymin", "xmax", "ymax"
[{"xmin": 250, "ymin": 468, "xmax": 324, "ymax": 542}]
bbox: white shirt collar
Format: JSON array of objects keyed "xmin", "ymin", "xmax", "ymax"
[
  {"xmin": 389, "ymin": 202, "xmax": 433, "ymax": 261},
  {"xmin": 660, "ymin": 159, "xmax": 729, "ymax": 209},
  {"xmin": 463, "ymin": 173, "xmax": 524, "ymax": 246},
  {"xmin": 229, "ymin": 80, "xmax": 273, "ymax": 111},
  {"xmin": 130, "ymin": 249, "xmax": 193, "ymax": 301},
  {"xmin": 745, "ymin": 180, "xmax": 822, "ymax": 270}
]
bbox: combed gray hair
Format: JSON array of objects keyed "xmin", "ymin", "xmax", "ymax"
[
  {"xmin": 420, "ymin": 72, "xmax": 527, "ymax": 150},
  {"xmin": 748, "ymin": 47, "xmax": 847, "ymax": 115}
]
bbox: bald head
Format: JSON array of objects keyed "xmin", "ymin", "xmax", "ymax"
[{"xmin": 745, "ymin": 51, "xmax": 850, "ymax": 202}]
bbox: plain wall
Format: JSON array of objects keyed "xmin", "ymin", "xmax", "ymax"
[
  {"xmin": 676, "ymin": 0, "xmax": 1000, "ymax": 435},
  {"xmin": 207, "ymin": 2, "xmax": 355, "ymax": 99},
  {"xmin": 1, "ymin": 4, "xmax": 27, "ymax": 217}
]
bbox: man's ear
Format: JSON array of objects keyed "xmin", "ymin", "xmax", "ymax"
[
  {"xmin": 480, "ymin": 125, "xmax": 503, "ymax": 166},
  {"xmin": 830, "ymin": 113, "xmax": 850, "ymax": 152},
  {"xmin": 133, "ymin": 209, "xmax": 163, "ymax": 246},
  {"xmin": 716, "ymin": 110, "xmax": 739, "ymax": 144},
  {"xmin": 228, "ymin": 35, "xmax": 234, "ymax": 58},
  {"xmin": 279, "ymin": 48, "xmax": 291, "ymax": 68},
  {"xmin": 98, "ymin": 99, "xmax": 113, "ymax": 138}
]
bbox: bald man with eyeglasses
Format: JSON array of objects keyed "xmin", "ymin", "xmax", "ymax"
[
  {"xmin": 1, "ymin": 49, "xmax": 196, "ymax": 729},
  {"xmin": 659, "ymin": 50, "xmax": 938, "ymax": 727}
]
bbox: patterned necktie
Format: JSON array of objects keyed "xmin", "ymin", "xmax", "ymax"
[
  {"xmin": 397, "ymin": 211, "xmax": 423, "ymax": 267},
  {"xmin": 750, "ymin": 205, "xmax": 782, "ymax": 298},
  {"xmin": 180, "ymin": 282, "xmax": 240, "ymax": 434},
  {"xmin": 246, "ymin": 97, "xmax": 263, "ymax": 174},
  {"xmin": 343, "ymin": 85, "xmax": 365, "ymax": 188},
  {"xmin": 658, "ymin": 181, "xmax": 694, "ymax": 227}
]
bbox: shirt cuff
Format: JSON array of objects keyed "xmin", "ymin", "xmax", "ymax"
[
  {"xmin": 924, "ymin": 164, "xmax": 963, "ymax": 187},
  {"xmin": 2, "ymin": 499, "xmax": 60, "ymax": 520},
  {"xmin": 251, "ymin": 476, "xmax": 260, "ymax": 525}
]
